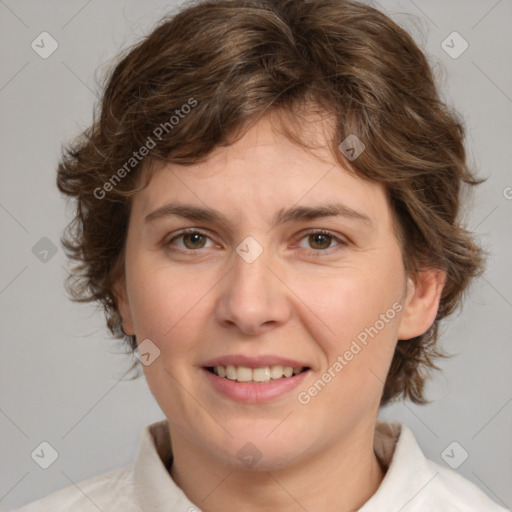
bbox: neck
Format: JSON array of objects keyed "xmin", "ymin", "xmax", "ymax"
[{"xmin": 169, "ymin": 420, "xmax": 386, "ymax": 512}]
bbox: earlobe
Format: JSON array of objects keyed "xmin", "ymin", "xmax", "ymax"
[
  {"xmin": 114, "ymin": 279, "xmax": 135, "ymax": 336},
  {"xmin": 397, "ymin": 269, "xmax": 446, "ymax": 341}
]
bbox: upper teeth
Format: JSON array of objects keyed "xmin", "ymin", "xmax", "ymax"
[{"xmin": 213, "ymin": 365, "xmax": 304, "ymax": 382}]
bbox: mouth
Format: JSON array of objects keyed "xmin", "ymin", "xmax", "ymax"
[
  {"xmin": 201, "ymin": 355, "xmax": 312, "ymax": 403},
  {"xmin": 204, "ymin": 364, "xmax": 309, "ymax": 383}
]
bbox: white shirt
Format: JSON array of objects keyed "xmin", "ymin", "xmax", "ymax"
[{"xmin": 14, "ymin": 419, "xmax": 509, "ymax": 511}]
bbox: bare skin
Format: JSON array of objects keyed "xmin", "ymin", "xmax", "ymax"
[{"xmin": 116, "ymin": 111, "xmax": 444, "ymax": 511}]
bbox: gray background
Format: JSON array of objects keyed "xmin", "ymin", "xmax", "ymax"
[{"xmin": 0, "ymin": 0, "xmax": 511, "ymax": 509}]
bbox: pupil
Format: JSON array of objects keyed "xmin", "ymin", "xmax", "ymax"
[
  {"xmin": 185, "ymin": 233, "xmax": 204, "ymax": 249},
  {"xmin": 310, "ymin": 233, "xmax": 330, "ymax": 249}
]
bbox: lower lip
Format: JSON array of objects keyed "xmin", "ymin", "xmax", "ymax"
[{"xmin": 202, "ymin": 368, "xmax": 310, "ymax": 404}]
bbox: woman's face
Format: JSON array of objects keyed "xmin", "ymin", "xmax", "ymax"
[{"xmin": 118, "ymin": 113, "xmax": 424, "ymax": 470}]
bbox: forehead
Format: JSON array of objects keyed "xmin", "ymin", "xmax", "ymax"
[{"xmin": 132, "ymin": 112, "xmax": 392, "ymax": 232}]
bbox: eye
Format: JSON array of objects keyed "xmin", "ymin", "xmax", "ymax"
[
  {"xmin": 165, "ymin": 228, "xmax": 346, "ymax": 255},
  {"xmin": 167, "ymin": 229, "xmax": 216, "ymax": 251},
  {"xmin": 295, "ymin": 229, "xmax": 346, "ymax": 252}
]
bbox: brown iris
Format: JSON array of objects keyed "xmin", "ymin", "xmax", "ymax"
[
  {"xmin": 182, "ymin": 232, "xmax": 207, "ymax": 249},
  {"xmin": 308, "ymin": 233, "xmax": 332, "ymax": 250}
]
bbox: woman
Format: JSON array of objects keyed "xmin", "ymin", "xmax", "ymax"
[{"xmin": 16, "ymin": 0, "xmax": 508, "ymax": 510}]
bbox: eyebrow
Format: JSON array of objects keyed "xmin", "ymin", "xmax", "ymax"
[{"xmin": 144, "ymin": 202, "xmax": 373, "ymax": 228}]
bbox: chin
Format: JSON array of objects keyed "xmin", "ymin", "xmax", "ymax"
[
  {"xmin": 220, "ymin": 445, "xmax": 301, "ymax": 473},
  {"xmin": 205, "ymin": 430, "xmax": 308, "ymax": 473}
]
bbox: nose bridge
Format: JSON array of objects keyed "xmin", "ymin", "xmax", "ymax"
[
  {"xmin": 230, "ymin": 235, "xmax": 274, "ymax": 300},
  {"xmin": 215, "ymin": 234, "xmax": 290, "ymax": 333}
]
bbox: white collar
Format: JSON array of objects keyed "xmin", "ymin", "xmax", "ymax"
[{"xmin": 132, "ymin": 418, "xmax": 507, "ymax": 511}]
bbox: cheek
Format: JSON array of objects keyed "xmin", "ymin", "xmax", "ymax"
[
  {"xmin": 290, "ymin": 255, "xmax": 404, "ymax": 404},
  {"xmin": 126, "ymin": 259, "xmax": 203, "ymax": 343},
  {"xmin": 296, "ymin": 266, "xmax": 403, "ymax": 345},
  {"xmin": 126, "ymin": 263, "xmax": 213, "ymax": 419},
  {"xmin": 295, "ymin": 273, "xmax": 401, "ymax": 417}
]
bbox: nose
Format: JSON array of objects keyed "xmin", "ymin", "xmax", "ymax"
[{"xmin": 214, "ymin": 241, "xmax": 291, "ymax": 336}]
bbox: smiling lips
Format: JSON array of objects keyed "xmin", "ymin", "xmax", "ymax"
[
  {"xmin": 202, "ymin": 355, "xmax": 310, "ymax": 383},
  {"xmin": 208, "ymin": 364, "xmax": 306, "ymax": 383},
  {"xmin": 202, "ymin": 362, "xmax": 310, "ymax": 404}
]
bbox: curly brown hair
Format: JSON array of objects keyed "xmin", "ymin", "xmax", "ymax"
[{"xmin": 56, "ymin": 0, "xmax": 484, "ymax": 405}]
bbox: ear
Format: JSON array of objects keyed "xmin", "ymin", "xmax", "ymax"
[
  {"xmin": 397, "ymin": 268, "xmax": 446, "ymax": 340},
  {"xmin": 113, "ymin": 277, "xmax": 135, "ymax": 336}
]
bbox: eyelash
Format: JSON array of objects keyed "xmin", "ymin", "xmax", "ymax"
[{"xmin": 165, "ymin": 228, "xmax": 347, "ymax": 256}]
